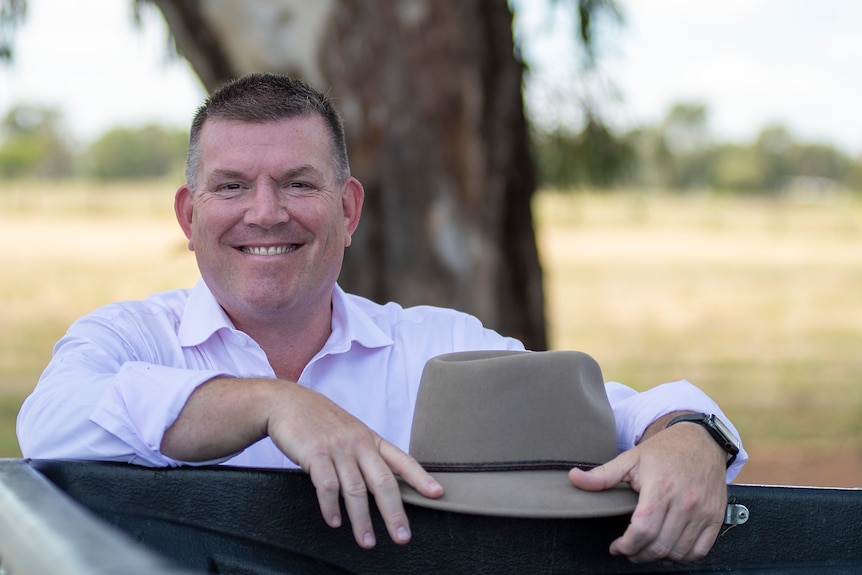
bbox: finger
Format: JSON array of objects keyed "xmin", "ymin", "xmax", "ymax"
[
  {"xmin": 359, "ymin": 457, "xmax": 412, "ymax": 545},
  {"xmin": 666, "ymin": 496, "xmax": 725, "ymax": 563},
  {"xmin": 662, "ymin": 523, "xmax": 719, "ymax": 564},
  {"xmin": 642, "ymin": 478, "xmax": 725, "ymax": 563},
  {"xmin": 664, "ymin": 521, "xmax": 702, "ymax": 564},
  {"xmin": 612, "ymin": 489, "xmax": 722, "ymax": 564},
  {"xmin": 306, "ymin": 454, "xmax": 343, "ymax": 529},
  {"xmin": 334, "ymin": 460, "xmax": 377, "ymax": 549},
  {"xmin": 608, "ymin": 463, "xmax": 683, "ymax": 562},
  {"xmin": 682, "ymin": 521, "xmax": 721, "ymax": 563},
  {"xmin": 361, "ymin": 440, "xmax": 442, "ymax": 545},
  {"xmin": 379, "ymin": 440, "xmax": 444, "ymax": 499},
  {"xmin": 568, "ymin": 451, "xmax": 638, "ymax": 493},
  {"xmin": 568, "ymin": 465, "xmax": 620, "ymax": 492},
  {"xmin": 609, "ymin": 493, "xmax": 671, "ymax": 562}
]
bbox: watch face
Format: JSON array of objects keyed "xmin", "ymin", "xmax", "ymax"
[{"xmin": 710, "ymin": 415, "xmax": 741, "ymax": 454}]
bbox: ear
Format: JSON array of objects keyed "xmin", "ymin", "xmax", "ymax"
[
  {"xmin": 174, "ymin": 185, "xmax": 195, "ymax": 251},
  {"xmin": 341, "ymin": 177, "xmax": 364, "ymax": 247}
]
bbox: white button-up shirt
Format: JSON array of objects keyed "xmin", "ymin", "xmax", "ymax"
[{"xmin": 17, "ymin": 280, "xmax": 746, "ymax": 480}]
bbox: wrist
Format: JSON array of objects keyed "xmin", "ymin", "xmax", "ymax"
[
  {"xmin": 665, "ymin": 412, "xmax": 740, "ymax": 468},
  {"xmin": 640, "ymin": 411, "xmax": 690, "ymax": 443},
  {"xmin": 163, "ymin": 377, "xmax": 277, "ymax": 461}
]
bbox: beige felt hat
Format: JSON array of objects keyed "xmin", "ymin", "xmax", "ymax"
[{"xmin": 399, "ymin": 350, "xmax": 638, "ymax": 518}]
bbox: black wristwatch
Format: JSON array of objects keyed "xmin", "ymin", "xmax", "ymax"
[{"xmin": 666, "ymin": 413, "xmax": 740, "ymax": 468}]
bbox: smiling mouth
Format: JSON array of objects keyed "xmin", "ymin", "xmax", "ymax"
[{"xmin": 240, "ymin": 245, "xmax": 299, "ymax": 256}]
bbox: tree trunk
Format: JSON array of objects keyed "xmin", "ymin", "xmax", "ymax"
[{"xmin": 150, "ymin": 0, "xmax": 547, "ymax": 350}]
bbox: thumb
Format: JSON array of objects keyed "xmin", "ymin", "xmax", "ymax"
[{"xmin": 568, "ymin": 452, "xmax": 636, "ymax": 492}]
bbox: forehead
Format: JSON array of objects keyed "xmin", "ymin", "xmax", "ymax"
[
  {"xmin": 198, "ymin": 115, "xmax": 333, "ymax": 166},
  {"xmin": 200, "ymin": 113, "xmax": 330, "ymax": 144}
]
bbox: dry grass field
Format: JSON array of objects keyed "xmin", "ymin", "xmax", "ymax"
[
  {"xmin": 537, "ymin": 189, "xmax": 862, "ymax": 487},
  {"xmin": 1, "ymin": 180, "xmax": 860, "ymax": 487}
]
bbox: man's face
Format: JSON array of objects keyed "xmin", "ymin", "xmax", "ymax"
[{"xmin": 175, "ymin": 116, "xmax": 363, "ymax": 328}]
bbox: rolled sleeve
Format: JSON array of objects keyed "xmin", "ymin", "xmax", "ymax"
[
  {"xmin": 606, "ymin": 379, "xmax": 748, "ymax": 482},
  {"xmin": 16, "ymin": 291, "xmax": 244, "ymax": 467},
  {"xmin": 90, "ymin": 362, "xmax": 230, "ymax": 466}
]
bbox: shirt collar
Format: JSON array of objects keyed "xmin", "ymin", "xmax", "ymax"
[
  {"xmin": 325, "ymin": 284, "xmax": 394, "ymax": 352},
  {"xmin": 177, "ymin": 279, "xmax": 236, "ymax": 347},
  {"xmin": 177, "ymin": 280, "xmax": 394, "ymax": 352}
]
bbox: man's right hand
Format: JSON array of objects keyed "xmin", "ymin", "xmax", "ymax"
[{"xmin": 161, "ymin": 376, "xmax": 443, "ymax": 548}]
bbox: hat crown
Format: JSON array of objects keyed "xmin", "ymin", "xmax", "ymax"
[{"xmin": 410, "ymin": 350, "xmax": 617, "ymax": 470}]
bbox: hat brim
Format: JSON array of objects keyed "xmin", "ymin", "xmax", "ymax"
[{"xmin": 399, "ymin": 470, "xmax": 638, "ymax": 518}]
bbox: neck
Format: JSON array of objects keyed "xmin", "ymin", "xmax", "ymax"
[{"xmin": 230, "ymin": 298, "xmax": 334, "ymax": 382}]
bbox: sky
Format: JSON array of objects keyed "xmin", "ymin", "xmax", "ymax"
[
  {"xmin": 1, "ymin": 0, "xmax": 861, "ymax": 156},
  {"xmin": 0, "ymin": 0, "xmax": 205, "ymax": 142},
  {"xmin": 517, "ymin": 0, "xmax": 862, "ymax": 155}
]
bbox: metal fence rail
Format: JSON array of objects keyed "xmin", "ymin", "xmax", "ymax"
[
  {"xmin": 0, "ymin": 460, "xmax": 196, "ymax": 575},
  {"xmin": 2, "ymin": 458, "xmax": 861, "ymax": 575}
]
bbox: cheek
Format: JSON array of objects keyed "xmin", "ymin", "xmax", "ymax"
[
  {"xmin": 296, "ymin": 202, "xmax": 343, "ymax": 239},
  {"xmin": 189, "ymin": 204, "xmax": 231, "ymax": 249},
  {"xmin": 188, "ymin": 215, "xmax": 222, "ymax": 256},
  {"xmin": 187, "ymin": 215, "xmax": 207, "ymax": 252}
]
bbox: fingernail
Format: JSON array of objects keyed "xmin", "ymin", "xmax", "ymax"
[
  {"xmin": 397, "ymin": 525, "xmax": 411, "ymax": 542},
  {"xmin": 330, "ymin": 515, "xmax": 341, "ymax": 528},
  {"xmin": 363, "ymin": 532, "xmax": 376, "ymax": 548}
]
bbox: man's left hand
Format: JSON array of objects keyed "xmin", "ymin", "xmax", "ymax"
[{"xmin": 568, "ymin": 412, "xmax": 728, "ymax": 564}]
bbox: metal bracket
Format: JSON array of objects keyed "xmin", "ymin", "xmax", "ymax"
[{"xmin": 725, "ymin": 503, "xmax": 750, "ymax": 525}]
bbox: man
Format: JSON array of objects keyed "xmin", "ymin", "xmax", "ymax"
[{"xmin": 18, "ymin": 73, "xmax": 746, "ymax": 564}]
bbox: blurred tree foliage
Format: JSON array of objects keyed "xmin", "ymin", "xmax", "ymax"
[
  {"xmin": 538, "ymin": 100, "xmax": 862, "ymax": 194},
  {"xmin": 0, "ymin": 104, "xmax": 74, "ymax": 177},
  {"xmin": 83, "ymin": 124, "xmax": 187, "ymax": 180},
  {"xmin": 2, "ymin": 95, "xmax": 858, "ymax": 193},
  {"xmin": 528, "ymin": 0, "xmax": 629, "ymax": 189},
  {"xmin": 0, "ymin": 102, "xmax": 187, "ymax": 180},
  {"xmin": 0, "ymin": 0, "xmax": 24, "ymax": 60},
  {"xmin": 3, "ymin": 0, "xmax": 859, "ymax": 194},
  {"xmin": 533, "ymin": 116, "xmax": 634, "ymax": 188}
]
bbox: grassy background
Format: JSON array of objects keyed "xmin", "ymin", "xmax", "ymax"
[
  {"xmin": 2, "ymin": 181, "xmax": 860, "ymax": 486},
  {"xmin": 0, "ymin": 180, "xmax": 200, "ymax": 456}
]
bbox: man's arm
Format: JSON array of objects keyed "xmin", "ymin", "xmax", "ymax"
[
  {"xmin": 569, "ymin": 410, "xmax": 729, "ymax": 564},
  {"xmin": 161, "ymin": 376, "xmax": 444, "ymax": 549},
  {"xmin": 17, "ymin": 316, "xmax": 228, "ymax": 465}
]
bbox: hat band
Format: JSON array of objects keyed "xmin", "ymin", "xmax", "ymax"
[{"xmin": 420, "ymin": 460, "xmax": 600, "ymax": 473}]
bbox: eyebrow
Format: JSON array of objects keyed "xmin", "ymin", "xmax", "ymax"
[
  {"xmin": 278, "ymin": 164, "xmax": 325, "ymax": 181},
  {"xmin": 205, "ymin": 169, "xmax": 247, "ymax": 185},
  {"xmin": 205, "ymin": 165, "xmax": 325, "ymax": 186}
]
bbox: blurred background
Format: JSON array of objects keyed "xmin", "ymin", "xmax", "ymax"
[{"xmin": 1, "ymin": 0, "xmax": 860, "ymax": 486}]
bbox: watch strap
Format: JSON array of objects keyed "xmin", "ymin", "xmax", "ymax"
[{"xmin": 666, "ymin": 413, "xmax": 739, "ymax": 468}]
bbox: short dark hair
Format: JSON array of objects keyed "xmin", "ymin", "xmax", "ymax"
[{"xmin": 185, "ymin": 73, "xmax": 350, "ymax": 191}]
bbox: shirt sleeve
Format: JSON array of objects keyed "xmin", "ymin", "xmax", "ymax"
[
  {"xmin": 16, "ymin": 309, "xmax": 231, "ymax": 467},
  {"xmin": 605, "ymin": 379, "xmax": 748, "ymax": 482},
  {"xmin": 89, "ymin": 362, "xmax": 232, "ymax": 466}
]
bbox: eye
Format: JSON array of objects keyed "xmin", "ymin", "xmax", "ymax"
[
  {"xmin": 212, "ymin": 182, "xmax": 247, "ymax": 197},
  {"xmin": 283, "ymin": 181, "xmax": 321, "ymax": 194}
]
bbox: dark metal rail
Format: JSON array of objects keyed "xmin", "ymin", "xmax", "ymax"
[
  {"xmin": 2, "ymin": 459, "xmax": 861, "ymax": 574},
  {"xmin": 0, "ymin": 460, "xmax": 197, "ymax": 575}
]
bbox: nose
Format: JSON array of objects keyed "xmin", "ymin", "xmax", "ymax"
[{"xmin": 244, "ymin": 183, "xmax": 289, "ymax": 229}]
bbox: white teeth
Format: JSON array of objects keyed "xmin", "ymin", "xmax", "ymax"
[{"xmin": 242, "ymin": 245, "xmax": 297, "ymax": 256}]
